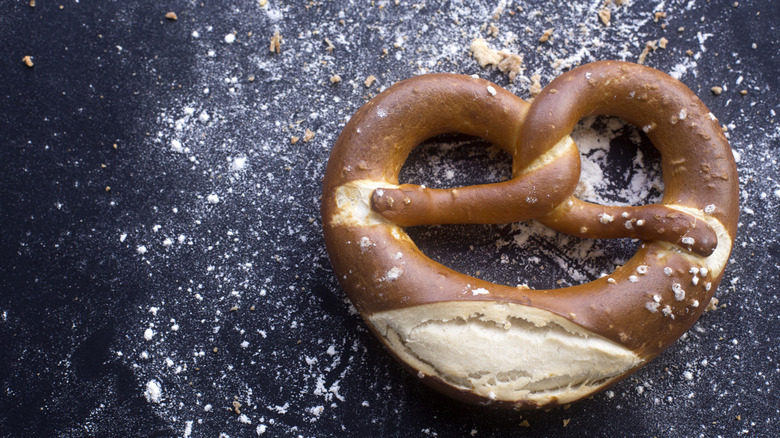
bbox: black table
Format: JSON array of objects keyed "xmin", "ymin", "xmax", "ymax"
[{"xmin": 2, "ymin": 1, "xmax": 778, "ymax": 436}]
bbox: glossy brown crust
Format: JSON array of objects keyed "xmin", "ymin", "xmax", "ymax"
[
  {"xmin": 370, "ymin": 142, "xmax": 579, "ymax": 226},
  {"xmin": 542, "ymin": 199, "xmax": 717, "ymax": 256},
  {"xmin": 321, "ymin": 62, "xmax": 738, "ymax": 408}
]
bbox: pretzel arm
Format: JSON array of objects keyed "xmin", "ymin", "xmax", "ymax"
[
  {"xmin": 371, "ymin": 137, "xmax": 580, "ymax": 226},
  {"xmin": 540, "ymin": 196, "xmax": 718, "ymax": 256}
]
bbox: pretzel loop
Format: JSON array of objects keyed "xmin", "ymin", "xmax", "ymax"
[{"xmin": 321, "ymin": 61, "xmax": 738, "ymax": 409}]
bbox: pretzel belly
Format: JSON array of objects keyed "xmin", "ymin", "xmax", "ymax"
[{"xmin": 369, "ymin": 302, "xmax": 641, "ymax": 407}]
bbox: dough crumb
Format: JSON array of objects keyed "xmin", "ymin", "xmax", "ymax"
[
  {"xmin": 469, "ymin": 38, "xmax": 524, "ymax": 82},
  {"xmin": 529, "ymin": 74, "xmax": 543, "ymax": 97},
  {"xmin": 165, "ymin": 11, "xmax": 178, "ymax": 21},
  {"xmin": 598, "ymin": 8, "xmax": 611, "ymax": 26},
  {"xmin": 637, "ymin": 40, "xmax": 658, "ymax": 65},
  {"xmin": 364, "ymin": 75, "xmax": 377, "ymax": 88},
  {"xmin": 705, "ymin": 297, "xmax": 720, "ymax": 312},
  {"xmin": 539, "ymin": 28, "xmax": 554, "ymax": 43},
  {"xmin": 324, "ymin": 37, "xmax": 335, "ymax": 53},
  {"xmin": 269, "ymin": 31, "xmax": 282, "ymax": 53}
]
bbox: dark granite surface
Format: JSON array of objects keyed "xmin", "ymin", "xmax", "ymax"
[{"xmin": 1, "ymin": 1, "xmax": 778, "ymax": 436}]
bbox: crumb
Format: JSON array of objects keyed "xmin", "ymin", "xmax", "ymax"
[
  {"xmin": 329, "ymin": 74, "xmax": 341, "ymax": 84},
  {"xmin": 539, "ymin": 28, "xmax": 554, "ymax": 43},
  {"xmin": 705, "ymin": 297, "xmax": 720, "ymax": 312},
  {"xmin": 324, "ymin": 37, "xmax": 335, "ymax": 52},
  {"xmin": 165, "ymin": 11, "xmax": 178, "ymax": 21},
  {"xmin": 303, "ymin": 129, "xmax": 315, "ymax": 142},
  {"xmin": 364, "ymin": 75, "xmax": 377, "ymax": 88},
  {"xmin": 658, "ymin": 37, "xmax": 668, "ymax": 49},
  {"xmin": 654, "ymin": 11, "xmax": 667, "ymax": 22},
  {"xmin": 290, "ymin": 136, "xmax": 300, "ymax": 144},
  {"xmin": 740, "ymin": 89, "xmax": 748, "ymax": 95},
  {"xmin": 519, "ymin": 420, "xmax": 530, "ymax": 427},
  {"xmin": 637, "ymin": 40, "xmax": 658, "ymax": 65},
  {"xmin": 711, "ymin": 86, "xmax": 723, "ymax": 95},
  {"xmin": 269, "ymin": 31, "xmax": 282, "ymax": 53},
  {"xmin": 259, "ymin": 0, "xmax": 268, "ymax": 6},
  {"xmin": 598, "ymin": 8, "xmax": 611, "ymax": 26},
  {"xmin": 22, "ymin": 55, "xmax": 34, "ymax": 68},
  {"xmin": 29, "ymin": 0, "xmax": 35, "ymax": 6},
  {"xmin": 248, "ymin": 75, "xmax": 256, "ymax": 82},
  {"xmin": 488, "ymin": 23, "xmax": 499, "ymax": 38},
  {"xmin": 469, "ymin": 38, "xmax": 523, "ymax": 82},
  {"xmin": 563, "ymin": 418, "xmax": 571, "ymax": 427},
  {"xmin": 529, "ymin": 74, "xmax": 542, "ymax": 97}
]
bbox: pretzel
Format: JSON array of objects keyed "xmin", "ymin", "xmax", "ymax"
[{"xmin": 321, "ymin": 61, "xmax": 738, "ymax": 408}]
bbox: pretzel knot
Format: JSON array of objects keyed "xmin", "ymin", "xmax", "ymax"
[{"xmin": 321, "ymin": 61, "xmax": 738, "ymax": 408}]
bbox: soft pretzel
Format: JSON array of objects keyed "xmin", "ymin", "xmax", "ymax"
[{"xmin": 321, "ymin": 61, "xmax": 738, "ymax": 408}]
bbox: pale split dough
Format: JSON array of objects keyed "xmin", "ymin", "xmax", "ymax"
[{"xmin": 369, "ymin": 301, "xmax": 642, "ymax": 405}]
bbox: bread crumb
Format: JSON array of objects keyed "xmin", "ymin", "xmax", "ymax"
[
  {"xmin": 290, "ymin": 136, "xmax": 300, "ymax": 144},
  {"xmin": 563, "ymin": 418, "xmax": 571, "ymax": 427},
  {"xmin": 654, "ymin": 11, "xmax": 667, "ymax": 22},
  {"xmin": 259, "ymin": 0, "xmax": 268, "ymax": 6},
  {"xmin": 519, "ymin": 420, "xmax": 530, "ymax": 427},
  {"xmin": 303, "ymin": 129, "xmax": 315, "ymax": 142},
  {"xmin": 488, "ymin": 23, "xmax": 499, "ymax": 38},
  {"xmin": 22, "ymin": 55, "xmax": 34, "ymax": 68},
  {"xmin": 165, "ymin": 11, "xmax": 178, "ymax": 21},
  {"xmin": 659, "ymin": 37, "xmax": 668, "ymax": 49},
  {"xmin": 29, "ymin": 0, "xmax": 36, "ymax": 7},
  {"xmin": 539, "ymin": 28, "xmax": 554, "ymax": 43},
  {"xmin": 269, "ymin": 31, "xmax": 282, "ymax": 53},
  {"xmin": 364, "ymin": 75, "xmax": 377, "ymax": 88},
  {"xmin": 469, "ymin": 38, "xmax": 523, "ymax": 82},
  {"xmin": 704, "ymin": 297, "xmax": 720, "ymax": 312},
  {"xmin": 324, "ymin": 37, "xmax": 335, "ymax": 53},
  {"xmin": 637, "ymin": 40, "xmax": 658, "ymax": 65},
  {"xmin": 711, "ymin": 86, "xmax": 723, "ymax": 95},
  {"xmin": 329, "ymin": 74, "xmax": 341, "ymax": 84},
  {"xmin": 598, "ymin": 8, "xmax": 611, "ymax": 26},
  {"xmin": 529, "ymin": 74, "xmax": 542, "ymax": 97},
  {"xmin": 740, "ymin": 89, "xmax": 748, "ymax": 95}
]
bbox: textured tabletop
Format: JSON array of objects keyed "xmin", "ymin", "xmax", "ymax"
[{"xmin": 1, "ymin": 1, "xmax": 778, "ymax": 436}]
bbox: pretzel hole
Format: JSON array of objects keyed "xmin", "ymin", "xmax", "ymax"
[
  {"xmin": 398, "ymin": 134, "xmax": 512, "ymax": 188},
  {"xmin": 404, "ymin": 118, "xmax": 663, "ymax": 290},
  {"xmin": 573, "ymin": 116, "xmax": 663, "ymax": 207}
]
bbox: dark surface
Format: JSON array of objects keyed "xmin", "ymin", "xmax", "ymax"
[{"xmin": 1, "ymin": 1, "xmax": 778, "ymax": 437}]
